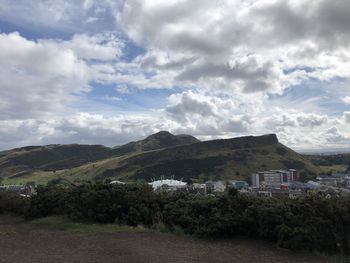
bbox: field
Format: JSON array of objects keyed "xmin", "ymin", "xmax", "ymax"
[{"xmin": 0, "ymin": 214, "xmax": 334, "ymax": 263}]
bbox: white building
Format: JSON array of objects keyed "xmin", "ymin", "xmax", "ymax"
[
  {"xmin": 316, "ymin": 174, "xmax": 345, "ymax": 187},
  {"xmin": 148, "ymin": 179, "xmax": 187, "ymax": 191},
  {"xmin": 251, "ymin": 169, "xmax": 299, "ymax": 188},
  {"xmin": 344, "ymin": 176, "xmax": 350, "ymax": 188},
  {"xmin": 205, "ymin": 180, "xmax": 226, "ymax": 193},
  {"xmin": 110, "ymin": 180, "xmax": 126, "ymax": 185}
]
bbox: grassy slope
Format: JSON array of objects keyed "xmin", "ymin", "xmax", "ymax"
[
  {"xmin": 0, "ymin": 131, "xmax": 200, "ymax": 183},
  {"xmin": 5, "ymin": 134, "xmax": 321, "ymax": 185},
  {"xmin": 0, "ymin": 144, "xmax": 113, "ymax": 179}
]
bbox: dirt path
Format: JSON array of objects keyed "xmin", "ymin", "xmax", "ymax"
[{"xmin": 0, "ymin": 215, "xmax": 333, "ymax": 263}]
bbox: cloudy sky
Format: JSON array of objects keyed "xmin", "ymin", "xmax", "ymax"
[{"xmin": 0, "ymin": 0, "xmax": 350, "ymax": 152}]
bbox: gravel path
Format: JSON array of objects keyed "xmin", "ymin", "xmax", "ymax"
[{"xmin": 0, "ymin": 215, "xmax": 333, "ymax": 263}]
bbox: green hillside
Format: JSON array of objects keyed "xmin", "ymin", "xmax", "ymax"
[
  {"xmin": 3, "ymin": 133, "xmax": 321, "ymax": 185},
  {"xmin": 0, "ymin": 131, "xmax": 200, "ymax": 183},
  {"xmin": 0, "ymin": 144, "xmax": 112, "ymax": 179},
  {"xmin": 111, "ymin": 131, "xmax": 199, "ymax": 156},
  {"xmin": 91, "ymin": 134, "xmax": 320, "ymax": 183}
]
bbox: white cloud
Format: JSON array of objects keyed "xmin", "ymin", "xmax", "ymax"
[
  {"xmin": 165, "ymin": 91, "xmax": 251, "ymax": 135},
  {"xmin": 296, "ymin": 113, "xmax": 328, "ymax": 127},
  {"xmin": 0, "ymin": 113, "xmax": 161, "ymax": 149},
  {"xmin": 342, "ymin": 111, "xmax": 350, "ymax": 124},
  {"xmin": 116, "ymin": 0, "xmax": 350, "ymax": 95},
  {"xmin": 0, "ymin": 31, "xmax": 126, "ymax": 120},
  {"xmin": 342, "ymin": 97, "xmax": 350, "ymax": 105},
  {"xmin": 0, "ymin": 0, "xmax": 121, "ymax": 33},
  {"xmin": 0, "ymin": 32, "xmax": 90, "ymax": 119},
  {"xmin": 1, "ymin": 1, "xmax": 350, "ymax": 151},
  {"xmin": 323, "ymin": 127, "xmax": 350, "ymax": 144},
  {"xmin": 61, "ymin": 33, "xmax": 124, "ymax": 60}
]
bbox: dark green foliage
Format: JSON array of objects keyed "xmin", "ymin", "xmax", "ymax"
[
  {"xmin": 0, "ymin": 191, "xmax": 29, "ymax": 214},
  {"xmin": 21, "ymin": 183, "xmax": 350, "ymax": 255},
  {"xmin": 306, "ymin": 154, "xmax": 350, "ymax": 166},
  {"xmin": 47, "ymin": 178, "xmax": 64, "ymax": 186},
  {"xmin": 25, "ymin": 185, "xmax": 70, "ymax": 218},
  {"xmin": 299, "ymin": 170, "xmax": 316, "ymax": 181},
  {"xmin": 26, "ymin": 183, "xmax": 160, "ymax": 226},
  {"xmin": 281, "ymin": 159, "xmax": 305, "ymax": 169}
]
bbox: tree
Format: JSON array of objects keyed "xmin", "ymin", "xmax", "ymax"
[{"xmin": 47, "ymin": 178, "xmax": 63, "ymax": 186}]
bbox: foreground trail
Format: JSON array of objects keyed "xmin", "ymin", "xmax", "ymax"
[{"xmin": 0, "ymin": 215, "xmax": 332, "ymax": 263}]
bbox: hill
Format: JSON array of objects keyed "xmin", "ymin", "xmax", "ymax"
[
  {"xmin": 2, "ymin": 133, "xmax": 322, "ymax": 185},
  {"xmin": 0, "ymin": 131, "xmax": 199, "ymax": 182},
  {"xmin": 0, "ymin": 144, "xmax": 112, "ymax": 179},
  {"xmin": 110, "ymin": 131, "xmax": 199, "ymax": 156},
  {"xmin": 93, "ymin": 134, "xmax": 320, "ymax": 182},
  {"xmin": 303, "ymin": 153, "xmax": 350, "ymax": 174}
]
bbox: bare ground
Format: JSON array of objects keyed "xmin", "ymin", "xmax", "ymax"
[{"xmin": 0, "ymin": 215, "xmax": 334, "ymax": 263}]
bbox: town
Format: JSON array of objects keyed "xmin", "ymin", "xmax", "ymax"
[
  {"xmin": 3, "ymin": 169, "xmax": 350, "ymax": 200},
  {"xmin": 142, "ymin": 169, "xmax": 350, "ymax": 198}
]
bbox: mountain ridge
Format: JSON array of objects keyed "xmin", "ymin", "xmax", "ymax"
[
  {"xmin": 0, "ymin": 132, "xmax": 322, "ymax": 184},
  {"xmin": 111, "ymin": 131, "xmax": 199, "ymax": 156},
  {"xmin": 0, "ymin": 131, "xmax": 200, "ymax": 179}
]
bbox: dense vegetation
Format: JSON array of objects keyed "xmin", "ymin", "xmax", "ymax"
[
  {"xmin": 0, "ymin": 191, "xmax": 28, "ymax": 214},
  {"xmin": 2, "ymin": 183, "xmax": 350, "ymax": 255},
  {"xmin": 306, "ymin": 154, "xmax": 350, "ymax": 170}
]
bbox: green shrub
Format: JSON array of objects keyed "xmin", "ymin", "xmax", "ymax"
[
  {"xmin": 0, "ymin": 191, "xmax": 29, "ymax": 215},
  {"xmin": 22, "ymin": 182, "xmax": 350, "ymax": 255}
]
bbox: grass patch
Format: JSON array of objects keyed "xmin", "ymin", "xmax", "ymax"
[
  {"xmin": 319, "ymin": 164, "xmax": 347, "ymax": 174},
  {"xmin": 31, "ymin": 216, "xmax": 151, "ymax": 234},
  {"xmin": 328, "ymin": 254, "xmax": 350, "ymax": 263}
]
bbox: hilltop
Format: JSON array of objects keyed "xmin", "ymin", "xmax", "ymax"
[
  {"xmin": 0, "ymin": 131, "xmax": 199, "ymax": 182},
  {"xmin": 1, "ymin": 132, "xmax": 321, "ymax": 185},
  {"xmin": 111, "ymin": 131, "xmax": 199, "ymax": 156}
]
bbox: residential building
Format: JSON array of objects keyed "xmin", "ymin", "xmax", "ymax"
[
  {"xmin": 251, "ymin": 169, "xmax": 299, "ymax": 188},
  {"xmin": 1, "ymin": 185, "xmax": 35, "ymax": 196},
  {"xmin": 205, "ymin": 180, "xmax": 226, "ymax": 193},
  {"xmin": 228, "ymin": 180, "xmax": 249, "ymax": 190},
  {"xmin": 110, "ymin": 180, "xmax": 125, "ymax": 185},
  {"xmin": 189, "ymin": 183, "xmax": 207, "ymax": 194},
  {"xmin": 316, "ymin": 173, "xmax": 346, "ymax": 187},
  {"xmin": 343, "ymin": 176, "xmax": 350, "ymax": 189}
]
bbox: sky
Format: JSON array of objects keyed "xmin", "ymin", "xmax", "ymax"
[{"xmin": 0, "ymin": 0, "xmax": 350, "ymax": 152}]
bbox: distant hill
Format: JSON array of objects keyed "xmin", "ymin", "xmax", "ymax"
[
  {"xmin": 303, "ymin": 153, "xmax": 350, "ymax": 174},
  {"xmin": 0, "ymin": 144, "xmax": 112, "ymax": 179},
  {"xmin": 90, "ymin": 134, "xmax": 320, "ymax": 183},
  {"xmin": 1, "ymin": 133, "xmax": 323, "ymax": 185},
  {"xmin": 111, "ymin": 131, "xmax": 199, "ymax": 156},
  {"xmin": 0, "ymin": 131, "xmax": 199, "ymax": 181}
]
